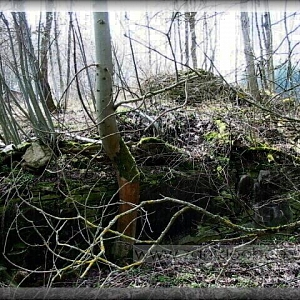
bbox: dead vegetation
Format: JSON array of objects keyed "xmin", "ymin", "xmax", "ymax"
[
  {"xmin": 55, "ymin": 241, "xmax": 300, "ymax": 288},
  {"xmin": 1, "ymin": 69, "xmax": 300, "ymax": 288}
]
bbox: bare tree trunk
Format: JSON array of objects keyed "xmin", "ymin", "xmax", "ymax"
[
  {"xmin": 53, "ymin": 12, "xmax": 64, "ymax": 102},
  {"xmin": 255, "ymin": 11, "xmax": 267, "ymax": 90},
  {"xmin": 49, "ymin": 36, "xmax": 58, "ymax": 100},
  {"xmin": 235, "ymin": 14, "xmax": 239, "ymax": 85},
  {"xmin": 167, "ymin": 12, "xmax": 179, "ymax": 81},
  {"xmin": 40, "ymin": 12, "xmax": 56, "ymax": 112},
  {"xmin": 94, "ymin": 11, "xmax": 140, "ymax": 259},
  {"xmin": 241, "ymin": 12, "xmax": 261, "ymax": 101},
  {"xmin": 177, "ymin": 14, "xmax": 184, "ymax": 69},
  {"xmin": 262, "ymin": 12, "xmax": 275, "ymax": 92},
  {"xmin": 203, "ymin": 12, "xmax": 208, "ymax": 70},
  {"xmin": 283, "ymin": 12, "xmax": 293, "ymax": 92},
  {"xmin": 209, "ymin": 12, "xmax": 218, "ymax": 72},
  {"xmin": 61, "ymin": 12, "xmax": 73, "ymax": 111},
  {"xmin": 184, "ymin": 12, "xmax": 189, "ymax": 66},
  {"xmin": 189, "ymin": 12, "xmax": 197, "ymax": 69},
  {"xmin": 172, "ymin": 12, "xmax": 177, "ymax": 65},
  {"xmin": 8, "ymin": 12, "xmax": 56, "ymax": 143}
]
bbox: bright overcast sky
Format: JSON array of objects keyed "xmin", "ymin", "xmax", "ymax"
[
  {"xmin": 1, "ymin": 1, "xmax": 300, "ymax": 12},
  {"xmin": 3, "ymin": 0, "xmax": 300, "ymax": 84}
]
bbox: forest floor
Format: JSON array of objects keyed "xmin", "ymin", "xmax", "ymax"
[
  {"xmin": 49, "ymin": 241, "xmax": 300, "ymax": 288},
  {"xmin": 52, "ymin": 92, "xmax": 300, "ymax": 288},
  {"xmin": 2, "ymin": 71, "xmax": 300, "ymax": 288},
  {"xmin": 17, "ymin": 96, "xmax": 300, "ymax": 288}
]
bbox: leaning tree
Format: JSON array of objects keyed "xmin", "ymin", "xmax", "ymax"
[{"xmin": 94, "ymin": 10, "xmax": 140, "ymax": 258}]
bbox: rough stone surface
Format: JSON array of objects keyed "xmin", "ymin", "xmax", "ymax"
[
  {"xmin": 22, "ymin": 142, "xmax": 52, "ymax": 169},
  {"xmin": 237, "ymin": 174, "xmax": 254, "ymax": 203},
  {"xmin": 253, "ymin": 201, "xmax": 293, "ymax": 227}
]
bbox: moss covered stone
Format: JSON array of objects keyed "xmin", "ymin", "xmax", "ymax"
[{"xmin": 114, "ymin": 139, "xmax": 140, "ymax": 182}]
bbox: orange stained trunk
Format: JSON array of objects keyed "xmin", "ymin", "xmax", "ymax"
[{"xmin": 117, "ymin": 176, "xmax": 140, "ymax": 239}]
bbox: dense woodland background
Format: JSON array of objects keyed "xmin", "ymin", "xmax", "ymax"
[{"xmin": 0, "ymin": 0, "xmax": 300, "ymax": 290}]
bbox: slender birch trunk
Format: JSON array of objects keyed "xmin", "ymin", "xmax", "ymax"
[
  {"xmin": 184, "ymin": 12, "xmax": 190, "ymax": 66},
  {"xmin": 94, "ymin": 11, "xmax": 140, "ymax": 258},
  {"xmin": 241, "ymin": 12, "xmax": 261, "ymax": 101},
  {"xmin": 189, "ymin": 12, "xmax": 197, "ymax": 69},
  {"xmin": 262, "ymin": 12, "xmax": 275, "ymax": 92}
]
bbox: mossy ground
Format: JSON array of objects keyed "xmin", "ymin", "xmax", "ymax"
[{"xmin": 1, "ymin": 70, "xmax": 300, "ymax": 287}]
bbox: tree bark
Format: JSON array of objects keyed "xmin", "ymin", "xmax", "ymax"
[
  {"xmin": 262, "ymin": 12, "xmax": 275, "ymax": 93},
  {"xmin": 40, "ymin": 12, "xmax": 56, "ymax": 112},
  {"xmin": 203, "ymin": 12, "xmax": 208, "ymax": 70},
  {"xmin": 241, "ymin": 12, "xmax": 261, "ymax": 101},
  {"xmin": 94, "ymin": 11, "xmax": 140, "ymax": 258},
  {"xmin": 209, "ymin": 12, "xmax": 218, "ymax": 72},
  {"xmin": 255, "ymin": 11, "xmax": 267, "ymax": 91},
  {"xmin": 177, "ymin": 14, "xmax": 183, "ymax": 69},
  {"xmin": 189, "ymin": 12, "xmax": 198, "ymax": 69},
  {"xmin": 53, "ymin": 12, "xmax": 64, "ymax": 103},
  {"xmin": 184, "ymin": 12, "xmax": 190, "ymax": 66}
]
